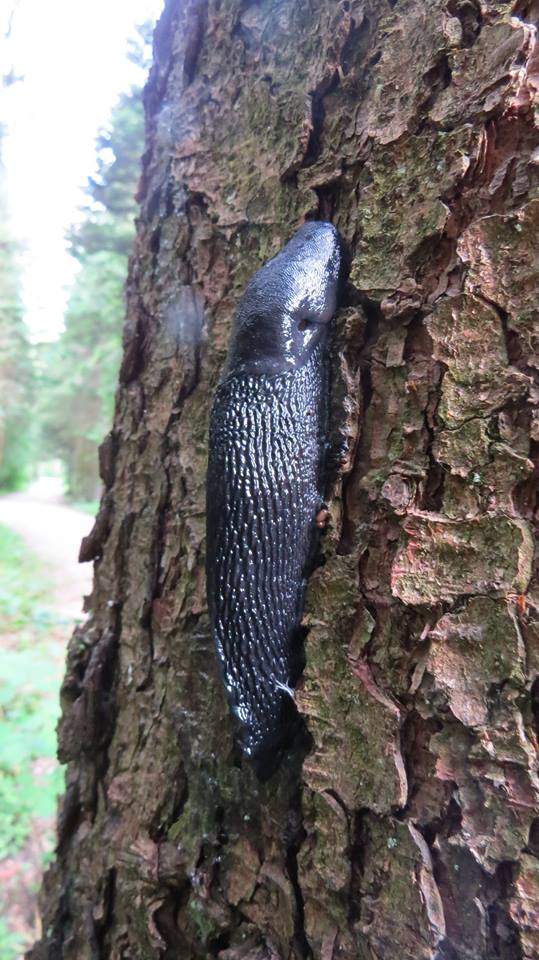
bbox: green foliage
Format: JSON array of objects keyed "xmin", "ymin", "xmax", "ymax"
[
  {"xmin": 0, "ymin": 127, "xmax": 35, "ymax": 491},
  {"xmin": 36, "ymin": 248, "xmax": 127, "ymax": 498},
  {"xmin": 0, "ymin": 526, "xmax": 65, "ymax": 862},
  {"xmin": 38, "ymin": 24, "xmax": 150, "ymax": 500},
  {"xmin": 0, "ymin": 646, "xmax": 64, "ymax": 858},
  {"xmin": 0, "ymin": 919, "xmax": 26, "ymax": 960},
  {"xmin": 68, "ymin": 92, "xmax": 145, "ymax": 259},
  {"xmin": 0, "ymin": 524, "xmax": 56, "ymax": 631}
]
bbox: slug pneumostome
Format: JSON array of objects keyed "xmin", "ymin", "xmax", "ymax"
[{"xmin": 206, "ymin": 221, "xmax": 342, "ymax": 774}]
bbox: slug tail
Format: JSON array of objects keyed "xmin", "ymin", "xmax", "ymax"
[{"xmin": 239, "ymin": 688, "xmax": 302, "ymax": 780}]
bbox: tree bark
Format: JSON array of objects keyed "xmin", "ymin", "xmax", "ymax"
[{"xmin": 31, "ymin": 1, "xmax": 539, "ymax": 958}]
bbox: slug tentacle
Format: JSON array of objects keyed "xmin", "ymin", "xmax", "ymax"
[{"xmin": 206, "ymin": 222, "xmax": 342, "ymax": 775}]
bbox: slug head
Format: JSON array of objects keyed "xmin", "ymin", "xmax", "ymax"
[{"xmin": 225, "ymin": 221, "xmax": 343, "ymax": 377}]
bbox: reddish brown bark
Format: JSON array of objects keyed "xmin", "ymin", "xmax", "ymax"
[{"xmin": 31, "ymin": 1, "xmax": 539, "ymax": 958}]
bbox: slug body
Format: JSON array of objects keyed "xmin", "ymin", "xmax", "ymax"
[{"xmin": 206, "ymin": 222, "xmax": 342, "ymax": 772}]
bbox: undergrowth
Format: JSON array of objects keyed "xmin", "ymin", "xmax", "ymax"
[{"xmin": 0, "ymin": 525, "xmax": 66, "ymax": 956}]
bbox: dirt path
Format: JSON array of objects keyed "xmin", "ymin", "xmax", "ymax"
[{"xmin": 0, "ymin": 478, "xmax": 94, "ymax": 618}]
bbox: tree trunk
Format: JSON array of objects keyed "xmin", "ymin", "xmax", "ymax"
[{"xmin": 31, "ymin": 1, "xmax": 539, "ymax": 958}]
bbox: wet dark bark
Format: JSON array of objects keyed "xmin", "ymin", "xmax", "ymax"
[{"xmin": 31, "ymin": 1, "xmax": 539, "ymax": 958}]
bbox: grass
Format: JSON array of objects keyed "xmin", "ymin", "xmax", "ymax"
[
  {"xmin": 0, "ymin": 525, "xmax": 65, "ymax": 852},
  {"xmin": 0, "ymin": 920, "xmax": 25, "ymax": 960},
  {"xmin": 0, "ymin": 525, "xmax": 67, "ymax": 957},
  {"xmin": 0, "ymin": 526, "xmax": 56, "ymax": 630}
]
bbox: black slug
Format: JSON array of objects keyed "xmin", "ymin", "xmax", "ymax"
[{"xmin": 206, "ymin": 222, "xmax": 342, "ymax": 773}]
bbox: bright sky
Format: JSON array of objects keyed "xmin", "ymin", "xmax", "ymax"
[{"xmin": 1, "ymin": 0, "xmax": 164, "ymax": 341}]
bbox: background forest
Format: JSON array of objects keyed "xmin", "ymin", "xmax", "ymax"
[
  {"xmin": 0, "ymin": 24, "xmax": 151, "ymax": 502},
  {"xmin": 0, "ymin": 16, "xmax": 156, "ymax": 956}
]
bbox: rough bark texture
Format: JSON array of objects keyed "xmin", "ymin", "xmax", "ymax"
[{"xmin": 32, "ymin": 1, "xmax": 539, "ymax": 958}]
